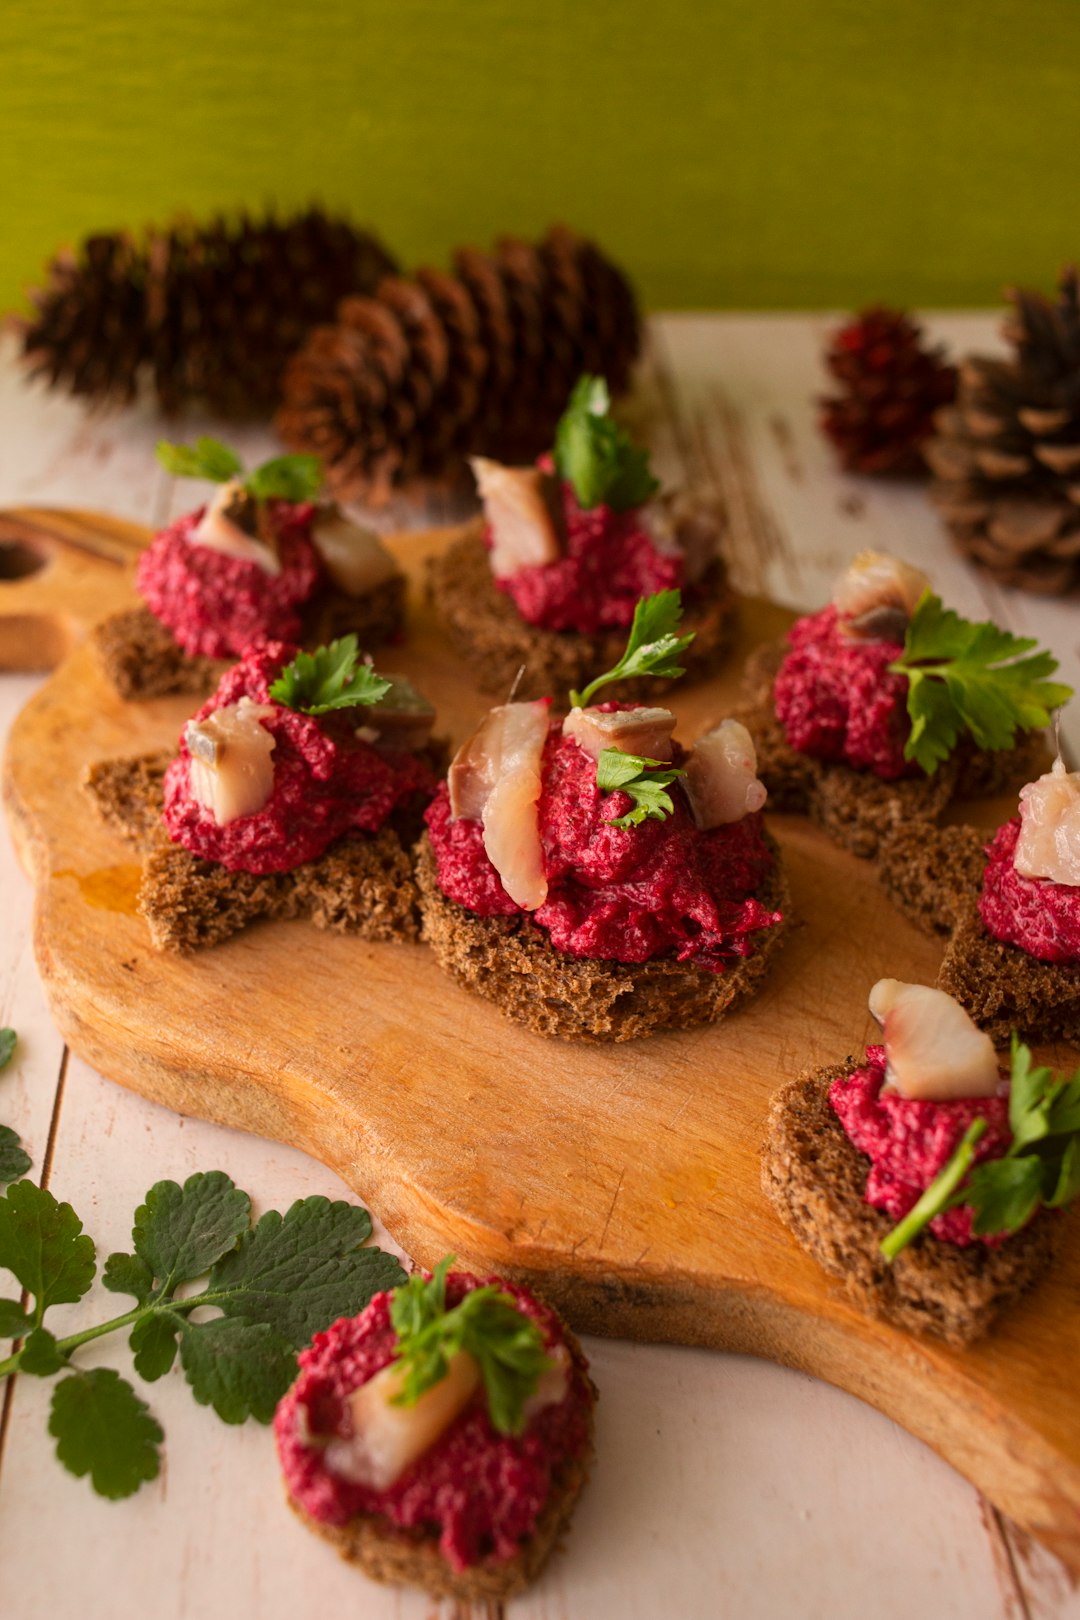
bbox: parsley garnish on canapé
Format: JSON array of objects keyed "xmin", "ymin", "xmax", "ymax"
[
  {"xmin": 268, "ymin": 635, "xmax": 391, "ymax": 716},
  {"xmin": 157, "ymin": 437, "xmax": 323, "ymax": 504},
  {"xmin": 553, "ymin": 374, "xmax": 660, "ymax": 513}
]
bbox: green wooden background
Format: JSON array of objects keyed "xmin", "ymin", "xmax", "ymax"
[{"xmin": 2, "ymin": 0, "xmax": 1079, "ymax": 314}]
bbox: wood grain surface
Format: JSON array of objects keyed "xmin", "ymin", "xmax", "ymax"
[{"xmin": 4, "ymin": 505, "xmax": 1080, "ymax": 1572}]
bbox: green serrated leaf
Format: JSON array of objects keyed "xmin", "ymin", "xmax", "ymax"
[
  {"xmin": 969, "ymin": 1153, "xmax": 1045, "ymax": 1236},
  {"xmin": 0, "ymin": 1127, "xmax": 31, "ymax": 1183},
  {"xmin": 267, "ymin": 637, "xmax": 392, "ymax": 717},
  {"xmin": 102, "ymin": 1251, "xmax": 155, "ymax": 1303},
  {"xmin": 132, "ymin": 1171, "xmax": 251, "ymax": 1292},
  {"xmin": 129, "ymin": 1313, "xmax": 179, "ymax": 1382},
  {"xmin": 157, "ymin": 437, "xmax": 244, "ymax": 483},
  {"xmin": 0, "ymin": 1029, "xmax": 15, "ymax": 1070},
  {"xmin": 20, "ymin": 1326, "xmax": 65, "ymax": 1376},
  {"xmin": 596, "ymin": 748, "xmax": 686, "ymax": 829},
  {"xmin": 0, "ymin": 1297, "xmax": 32, "ymax": 1338},
  {"xmin": 1048, "ymin": 1135, "xmax": 1080, "ymax": 1208},
  {"xmin": 244, "ymin": 454, "xmax": 322, "ymax": 503},
  {"xmin": 49, "ymin": 1369, "xmax": 162, "ymax": 1499},
  {"xmin": 570, "ymin": 589, "xmax": 694, "ymax": 708},
  {"xmin": 206, "ymin": 1196, "xmax": 402, "ymax": 1347},
  {"xmin": 553, "ymin": 375, "xmax": 659, "ymax": 512},
  {"xmin": 0, "ymin": 1181, "xmax": 96, "ymax": 1319},
  {"xmin": 179, "ymin": 1316, "xmax": 296, "ymax": 1424}
]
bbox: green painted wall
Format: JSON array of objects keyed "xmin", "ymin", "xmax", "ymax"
[{"xmin": 2, "ymin": 1, "xmax": 1079, "ymax": 314}]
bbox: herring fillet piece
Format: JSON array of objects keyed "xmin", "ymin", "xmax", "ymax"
[
  {"xmin": 868, "ymin": 979, "xmax": 999, "ymax": 1101},
  {"xmin": 683, "ymin": 719, "xmax": 767, "ymax": 828},
  {"xmin": 562, "ymin": 705, "xmax": 676, "ymax": 762},
  {"xmin": 448, "ymin": 700, "xmax": 549, "ymax": 910},
  {"xmin": 190, "ymin": 480, "xmax": 281, "ymax": 576},
  {"xmin": 310, "ymin": 510, "xmax": 399, "ymax": 597},
  {"xmin": 325, "ymin": 1350, "xmax": 481, "ymax": 1491},
  {"xmin": 470, "ymin": 456, "xmax": 566, "ymax": 578},
  {"xmin": 187, "ymin": 699, "xmax": 277, "ymax": 826},
  {"xmin": 1014, "ymin": 756, "xmax": 1080, "ymax": 886}
]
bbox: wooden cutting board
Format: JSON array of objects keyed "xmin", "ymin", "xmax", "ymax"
[{"xmin": 3, "ymin": 510, "xmax": 1080, "ymax": 1571}]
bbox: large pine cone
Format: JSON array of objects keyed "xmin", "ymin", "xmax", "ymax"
[
  {"xmin": 927, "ymin": 267, "xmax": 1080, "ymax": 594},
  {"xmin": 275, "ymin": 226, "xmax": 641, "ymax": 504},
  {"xmin": 14, "ymin": 208, "xmax": 398, "ymax": 417},
  {"xmin": 819, "ymin": 306, "xmax": 957, "ymax": 476}
]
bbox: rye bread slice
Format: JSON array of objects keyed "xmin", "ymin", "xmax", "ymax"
[
  {"xmin": 83, "ymin": 752, "xmax": 420, "ymax": 953},
  {"xmin": 94, "ymin": 572, "xmax": 406, "ymax": 702},
  {"xmin": 284, "ymin": 1356, "xmax": 596, "ymax": 1603},
  {"xmin": 761, "ymin": 1061, "xmax": 1057, "ymax": 1346},
  {"xmin": 414, "ymin": 831, "xmax": 789, "ymax": 1042},
  {"xmin": 428, "ymin": 527, "xmax": 738, "ymax": 700},
  {"xmin": 736, "ymin": 643, "xmax": 1049, "ymax": 861}
]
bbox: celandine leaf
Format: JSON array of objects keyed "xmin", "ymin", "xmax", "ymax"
[
  {"xmin": 0, "ymin": 1028, "xmax": 16, "ymax": 1070},
  {"xmin": 130, "ymin": 1313, "xmax": 180, "ymax": 1382},
  {"xmin": 0, "ymin": 1127, "xmax": 31, "ymax": 1184},
  {"xmin": 0, "ymin": 1298, "xmax": 33, "ymax": 1338},
  {"xmin": 132, "ymin": 1171, "xmax": 251, "ymax": 1291},
  {"xmin": 20, "ymin": 1326, "xmax": 65, "ymax": 1376},
  {"xmin": 49, "ymin": 1368, "xmax": 163, "ymax": 1499},
  {"xmin": 0, "ymin": 1181, "xmax": 96, "ymax": 1315},
  {"xmin": 179, "ymin": 1316, "xmax": 296, "ymax": 1425},
  {"xmin": 102, "ymin": 1251, "xmax": 155, "ymax": 1303}
]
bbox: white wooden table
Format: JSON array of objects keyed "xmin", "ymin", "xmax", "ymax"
[{"xmin": 1, "ymin": 317, "xmax": 1079, "ymax": 1620}]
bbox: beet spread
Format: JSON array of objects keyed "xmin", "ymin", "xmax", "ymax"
[
  {"xmin": 773, "ymin": 603, "xmax": 916, "ymax": 781},
  {"xmin": 425, "ymin": 718, "xmax": 780, "ymax": 968},
  {"xmin": 491, "ymin": 469, "xmax": 681, "ymax": 634},
  {"xmin": 979, "ymin": 817, "xmax": 1080, "ymax": 963},
  {"xmin": 162, "ymin": 642, "xmax": 434, "ymax": 873},
  {"xmin": 274, "ymin": 1274, "xmax": 593, "ymax": 1572},
  {"xmin": 829, "ymin": 1045, "xmax": 1011, "ymax": 1246},
  {"xmin": 137, "ymin": 501, "xmax": 321, "ymax": 660}
]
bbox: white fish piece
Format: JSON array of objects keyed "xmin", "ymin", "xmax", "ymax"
[
  {"xmin": 522, "ymin": 1342, "xmax": 570, "ymax": 1421},
  {"xmin": 447, "ymin": 701, "xmax": 549, "ymax": 910},
  {"xmin": 324, "ymin": 1350, "xmax": 481, "ymax": 1491},
  {"xmin": 868, "ymin": 978, "xmax": 999, "ymax": 1101},
  {"xmin": 310, "ymin": 508, "xmax": 399, "ymax": 597},
  {"xmin": 471, "ymin": 456, "xmax": 566, "ymax": 577},
  {"xmin": 186, "ymin": 698, "xmax": 277, "ymax": 826},
  {"xmin": 832, "ymin": 549, "xmax": 930, "ymax": 641},
  {"xmin": 189, "ymin": 480, "xmax": 281, "ymax": 576},
  {"xmin": 562, "ymin": 705, "xmax": 676, "ymax": 762},
  {"xmin": 683, "ymin": 719, "xmax": 767, "ymax": 828},
  {"xmin": 1014, "ymin": 756, "xmax": 1080, "ymax": 886}
]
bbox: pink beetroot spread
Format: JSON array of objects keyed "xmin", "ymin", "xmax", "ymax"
[
  {"xmin": 773, "ymin": 603, "xmax": 916, "ymax": 781},
  {"xmin": 136, "ymin": 501, "xmax": 321, "ymax": 659},
  {"xmin": 979, "ymin": 817, "xmax": 1080, "ymax": 963},
  {"xmin": 425, "ymin": 717, "xmax": 781, "ymax": 969},
  {"xmin": 829, "ymin": 1045, "xmax": 1011, "ymax": 1246},
  {"xmin": 492, "ymin": 467, "xmax": 681, "ymax": 634},
  {"xmin": 162, "ymin": 642, "xmax": 434, "ymax": 874},
  {"xmin": 273, "ymin": 1274, "xmax": 594, "ymax": 1573}
]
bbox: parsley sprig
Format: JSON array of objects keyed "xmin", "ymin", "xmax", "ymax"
[
  {"xmin": 268, "ymin": 635, "xmax": 391, "ymax": 715},
  {"xmin": 889, "ymin": 592, "xmax": 1072, "ymax": 774},
  {"xmin": 597, "ymin": 749, "xmax": 686, "ymax": 829},
  {"xmin": 880, "ymin": 1035, "xmax": 1080, "ymax": 1262},
  {"xmin": 0, "ymin": 1028, "xmax": 30, "ymax": 1184},
  {"xmin": 0, "ymin": 1172, "xmax": 403, "ymax": 1498},
  {"xmin": 553, "ymin": 375, "xmax": 660, "ymax": 512},
  {"xmin": 157, "ymin": 437, "xmax": 322, "ymax": 504},
  {"xmin": 389, "ymin": 1256, "xmax": 550, "ymax": 1436},
  {"xmin": 570, "ymin": 589, "xmax": 694, "ymax": 708}
]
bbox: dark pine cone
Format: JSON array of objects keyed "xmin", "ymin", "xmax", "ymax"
[
  {"xmin": 275, "ymin": 225, "xmax": 642, "ymax": 504},
  {"xmin": 926, "ymin": 266, "xmax": 1080, "ymax": 595},
  {"xmin": 14, "ymin": 207, "xmax": 398, "ymax": 418},
  {"xmin": 820, "ymin": 306, "xmax": 957, "ymax": 477}
]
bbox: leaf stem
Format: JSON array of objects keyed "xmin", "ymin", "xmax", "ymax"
[
  {"xmin": 880, "ymin": 1118, "xmax": 988, "ymax": 1263},
  {"xmin": 0, "ymin": 1287, "xmax": 229, "ymax": 1380}
]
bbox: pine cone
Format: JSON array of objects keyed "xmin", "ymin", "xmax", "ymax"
[
  {"xmin": 820, "ymin": 306, "xmax": 957, "ymax": 476},
  {"xmin": 14, "ymin": 208, "xmax": 398, "ymax": 417},
  {"xmin": 927, "ymin": 267, "xmax": 1080, "ymax": 595},
  {"xmin": 276, "ymin": 226, "xmax": 641, "ymax": 503}
]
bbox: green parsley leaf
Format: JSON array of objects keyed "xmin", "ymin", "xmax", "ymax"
[
  {"xmin": 570, "ymin": 589, "xmax": 695, "ymax": 708},
  {"xmin": 389, "ymin": 1258, "xmax": 549, "ymax": 1436},
  {"xmin": 179, "ymin": 1316, "xmax": 296, "ymax": 1425},
  {"xmin": 0, "ymin": 1298, "xmax": 33, "ymax": 1338},
  {"xmin": 0, "ymin": 1127, "xmax": 31, "ymax": 1184},
  {"xmin": 268, "ymin": 635, "xmax": 392, "ymax": 716},
  {"xmin": 553, "ymin": 375, "xmax": 660, "ymax": 512},
  {"xmin": 0, "ymin": 1028, "xmax": 15, "ymax": 1070},
  {"xmin": 244, "ymin": 454, "xmax": 322, "ymax": 503},
  {"xmin": 49, "ymin": 1369, "xmax": 162, "ymax": 1500},
  {"xmin": 596, "ymin": 748, "xmax": 687, "ymax": 829},
  {"xmin": 889, "ymin": 592, "xmax": 1073, "ymax": 774},
  {"xmin": 0, "ymin": 1181, "xmax": 96, "ymax": 1322},
  {"xmin": 156, "ymin": 437, "xmax": 243, "ymax": 483},
  {"xmin": 131, "ymin": 1171, "xmax": 251, "ymax": 1292},
  {"xmin": 206, "ymin": 1195, "xmax": 404, "ymax": 1347},
  {"xmin": 102, "ymin": 1251, "xmax": 154, "ymax": 1303},
  {"xmin": 129, "ymin": 1313, "xmax": 179, "ymax": 1382},
  {"xmin": 20, "ymin": 1326, "xmax": 66, "ymax": 1376},
  {"xmin": 967, "ymin": 1153, "xmax": 1045, "ymax": 1237}
]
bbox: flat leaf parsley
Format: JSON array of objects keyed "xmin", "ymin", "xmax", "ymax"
[
  {"xmin": 596, "ymin": 748, "xmax": 686, "ymax": 829},
  {"xmin": 553, "ymin": 375, "xmax": 660, "ymax": 512},
  {"xmin": 268, "ymin": 634, "xmax": 391, "ymax": 715},
  {"xmin": 570, "ymin": 589, "xmax": 694, "ymax": 709},
  {"xmin": 157, "ymin": 437, "xmax": 322, "ymax": 503}
]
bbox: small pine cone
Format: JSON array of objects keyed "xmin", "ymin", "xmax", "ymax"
[
  {"xmin": 276, "ymin": 226, "xmax": 641, "ymax": 504},
  {"xmin": 820, "ymin": 306, "xmax": 957, "ymax": 476},
  {"xmin": 15, "ymin": 208, "xmax": 398, "ymax": 418},
  {"xmin": 927, "ymin": 266, "xmax": 1080, "ymax": 595}
]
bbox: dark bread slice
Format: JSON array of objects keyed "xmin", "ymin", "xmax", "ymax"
[
  {"xmin": 876, "ymin": 823, "xmax": 987, "ymax": 937},
  {"xmin": 761, "ymin": 1061, "xmax": 1057, "ymax": 1346},
  {"xmin": 285, "ymin": 1360, "xmax": 596, "ymax": 1602},
  {"xmin": 83, "ymin": 753, "xmax": 420, "ymax": 953},
  {"xmin": 736, "ymin": 644, "xmax": 1049, "ymax": 861},
  {"xmin": 428, "ymin": 527, "xmax": 738, "ymax": 700},
  {"xmin": 415, "ymin": 831, "xmax": 789, "ymax": 1042},
  {"xmin": 93, "ymin": 572, "xmax": 407, "ymax": 703}
]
